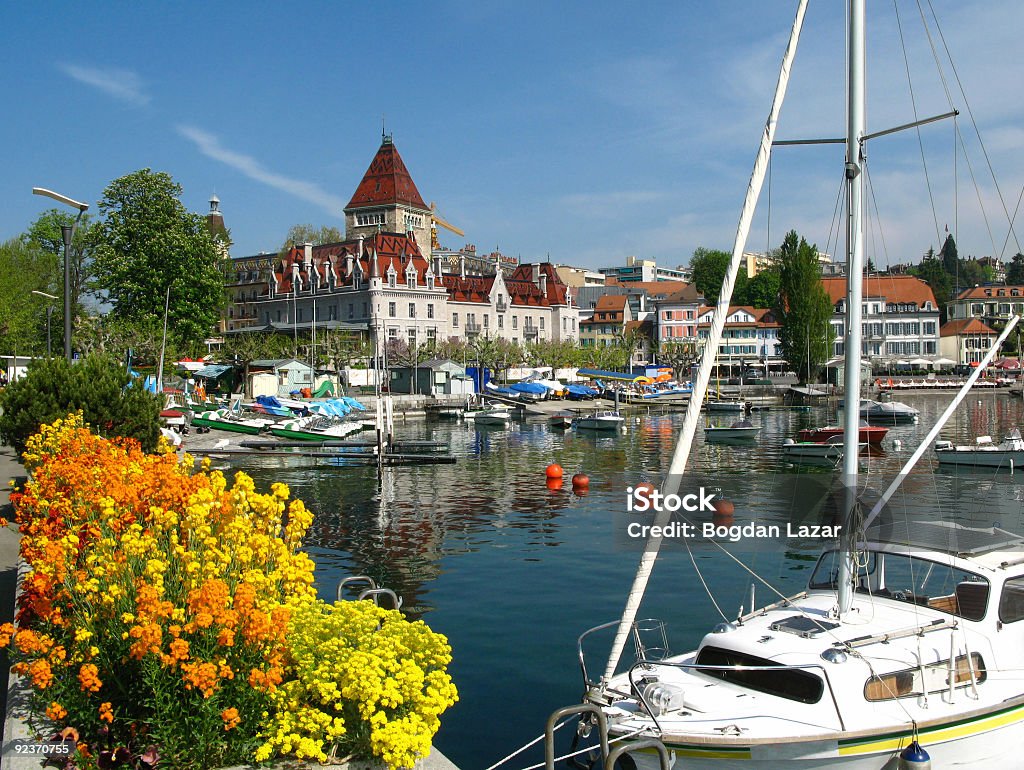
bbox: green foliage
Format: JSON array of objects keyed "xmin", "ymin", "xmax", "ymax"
[
  {"xmin": 1008, "ymin": 253, "xmax": 1024, "ymax": 286},
  {"xmin": 690, "ymin": 248, "xmax": 747, "ymax": 304},
  {"xmin": 774, "ymin": 231, "xmax": 833, "ymax": 384},
  {"xmin": 911, "ymin": 249, "xmax": 954, "ymax": 322},
  {"xmin": 940, "ymin": 233, "xmax": 959, "ymax": 276},
  {"xmin": 657, "ymin": 340, "xmax": 697, "ymax": 376},
  {"xmin": 24, "ymin": 208, "xmax": 98, "ymax": 320},
  {"xmin": 278, "ymin": 224, "xmax": 344, "ymax": 256},
  {"xmin": 0, "ymin": 237, "xmax": 60, "ymax": 355},
  {"xmin": 0, "ymin": 353, "xmax": 162, "ymax": 455},
  {"xmin": 737, "ymin": 267, "xmax": 780, "ymax": 308},
  {"xmin": 92, "ymin": 169, "xmax": 228, "ymax": 348}
]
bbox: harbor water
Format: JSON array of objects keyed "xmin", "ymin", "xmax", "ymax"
[{"xmin": 224, "ymin": 391, "xmax": 1024, "ymax": 769}]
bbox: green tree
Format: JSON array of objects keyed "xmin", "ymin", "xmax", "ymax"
[
  {"xmin": 279, "ymin": 224, "xmax": 344, "ymax": 256},
  {"xmin": 690, "ymin": 248, "xmax": 746, "ymax": 304},
  {"xmin": 959, "ymin": 258, "xmax": 989, "ymax": 288},
  {"xmin": 24, "ymin": 208, "xmax": 99, "ymax": 322},
  {"xmin": 0, "ymin": 353, "xmax": 162, "ymax": 454},
  {"xmin": 656, "ymin": 340, "xmax": 698, "ymax": 378},
  {"xmin": 92, "ymin": 169, "xmax": 228, "ymax": 348},
  {"xmin": 1007, "ymin": 253, "xmax": 1024, "ymax": 286},
  {"xmin": 0, "ymin": 238, "xmax": 59, "ymax": 355},
  {"xmin": 217, "ymin": 332, "xmax": 290, "ymax": 397},
  {"xmin": 774, "ymin": 231, "xmax": 833, "ymax": 384},
  {"xmin": 738, "ymin": 267, "xmax": 780, "ymax": 308},
  {"xmin": 940, "ymin": 233, "xmax": 959, "ymax": 277},
  {"xmin": 912, "ymin": 249, "xmax": 954, "ymax": 323}
]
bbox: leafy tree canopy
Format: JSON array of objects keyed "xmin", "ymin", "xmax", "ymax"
[
  {"xmin": 91, "ymin": 169, "xmax": 228, "ymax": 349},
  {"xmin": 737, "ymin": 267, "xmax": 780, "ymax": 309},
  {"xmin": 1007, "ymin": 253, "xmax": 1024, "ymax": 286},
  {"xmin": 279, "ymin": 224, "xmax": 344, "ymax": 256},
  {"xmin": 911, "ymin": 249, "xmax": 954, "ymax": 322},
  {"xmin": 0, "ymin": 237, "xmax": 60, "ymax": 355},
  {"xmin": 774, "ymin": 230, "xmax": 833, "ymax": 384},
  {"xmin": 24, "ymin": 208, "xmax": 99, "ymax": 317},
  {"xmin": 690, "ymin": 248, "xmax": 747, "ymax": 304}
]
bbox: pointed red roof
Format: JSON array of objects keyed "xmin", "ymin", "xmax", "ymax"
[{"xmin": 346, "ymin": 137, "xmax": 428, "ymax": 211}]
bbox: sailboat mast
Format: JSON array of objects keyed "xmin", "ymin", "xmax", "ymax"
[
  {"xmin": 601, "ymin": 0, "xmax": 809, "ymax": 682},
  {"xmin": 838, "ymin": 0, "xmax": 866, "ymax": 615}
]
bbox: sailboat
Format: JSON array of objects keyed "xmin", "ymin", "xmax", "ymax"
[{"xmin": 565, "ymin": 2, "xmax": 1024, "ymax": 767}]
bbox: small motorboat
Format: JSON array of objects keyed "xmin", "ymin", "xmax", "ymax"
[
  {"xmin": 705, "ymin": 400, "xmax": 748, "ymax": 412},
  {"xmin": 845, "ymin": 398, "xmax": 919, "ymax": 424},
  {"xmin": 470, "ymin": 405, "xmax": 514, "ymax": 426},
  {"xmin": 797, "ymin": 422, "xmax": 888, "ymax": 445},
  {"xmin": 935, "ymin": 429, "xmax": 1024, "ymax": 469},
  {"xmin": 573, "ymin": 411, "xmax": 625, "ymax": 431},
  {"xmin": 704, "ymin": 419, "xmax": 760, "ymax": 441},
  {"xmin": 549, "ymin": 413, "xmax": 574, "ymax": 430}
]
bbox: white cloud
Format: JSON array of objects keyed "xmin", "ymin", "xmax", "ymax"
[
  {"xmin": 58, "ymin": 63, "xmax": 150, "ymax": 105},
  {"xmin": 176, "ymin": 125, "xmax": 347, "ymax": 215}
]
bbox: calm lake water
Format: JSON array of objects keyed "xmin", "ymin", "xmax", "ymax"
[{"xmin": 228, "ymin": 391, "xmax": 1024, "ymax": 769}]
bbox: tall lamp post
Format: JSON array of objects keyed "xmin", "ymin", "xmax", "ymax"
[
  {"xmin": 31, "ymin": 290, "xmax": 58, "ymax": 356},
  {"xmin": 31, "ymin": 187, "xmax": 89, "ymax": 361}
]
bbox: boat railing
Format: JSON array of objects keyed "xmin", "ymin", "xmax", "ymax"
[
  {"xmin": 625, "ymin": 657, "xmax": 847, "ymax": 734},
  {"xmin": 578, "ymin": 618, "xmax": 671, "ymax": 690}
]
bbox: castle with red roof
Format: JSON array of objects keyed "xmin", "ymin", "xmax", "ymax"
[{"xmin": 224, "ymin": 136, "xmax": 579, "ymax": 353}]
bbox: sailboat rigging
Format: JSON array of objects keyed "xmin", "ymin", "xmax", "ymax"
[{"xmin": 562, "ymin": 1, "xmax": 1024, "ymax": 768}]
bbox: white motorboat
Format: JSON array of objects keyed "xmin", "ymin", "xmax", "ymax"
[
  {"xmin": 935, "ymin": 429, "xmax": 1024, "ymax": 469},
  {"xmin": 704, "ymin": 419, "xmax": 761, "ymax": 441},
  {"xmin": 573, "ymin": 411, "xmax": 625, "ymax": 431},
  {"xmin": 550, "ymin": 3, "xmax": 1024, "ymax": 768},
  {"xmin": 469, "ymin": 405, "xmax": 514, "ymax": 426},
  {"xmin": 853, "ymin": 399, "xmax": 920, "ymax": 424},
  {"xmin": 706, "ymin": 400, "xmax": 747, "ymax": 413}
]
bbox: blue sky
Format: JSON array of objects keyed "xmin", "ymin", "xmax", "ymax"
[{"xmin": 3, "ymin": 1, "xmax": 1022, "ymax": 271}]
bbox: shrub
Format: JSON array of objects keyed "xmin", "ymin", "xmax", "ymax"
[
  {"xmin": 0, "ymin": 353, "xmax": 162, "ymax": 455},
  {"xmin": 1, "ymin": 415, "xmax": 457, "ymax": 770}
]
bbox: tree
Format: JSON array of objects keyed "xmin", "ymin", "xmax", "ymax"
[
  {"xmin": 939, "ymin": 233, "xmax": 959, "ymax": 277},
  {"xmin": 912, "ymin": 249, "xmax": 954, "ymax": 323},
  {"xmin": 218, "ymin": 332, "xmax": 291, "ymax": 397},
  {"xmin": 0, "ymin": 237, "xmax": 60, "ymax": 355},
  {"xmin": 0, "ymin": 353, "xmax": 162, "ymax": 454},
  {"xmin": 278, "ymin": 224, "xmax": 344, "ymax": 256},
  {"xmin": 1008, "ymin": 253, "xmax": 1024, "ymax": 286},
  {"xmin": 689, "ymin": 248, "xmax": 747, "ymax": 304},
  {"xmin": 738, "ymin": 267, "xmax": 780, "ymax": 309},
  {"xmin": 774, "ymin": 231, "xmax": 833, "ymax": 384},
  {"xmin": 656, "ymin": 340, "xmax": 698, "ymax": 378},
  {"xmin": 24, "ymin": 208, "xmax": 99, "ymax": 322},
  {"xmin": 92, "ymin": 169, "xmax": 228, "ymax": 348}
]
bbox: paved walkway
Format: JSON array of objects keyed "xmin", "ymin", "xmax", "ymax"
[{"xmin": 0, "ymin": 443, "xmax": 24, "ymax": 768}]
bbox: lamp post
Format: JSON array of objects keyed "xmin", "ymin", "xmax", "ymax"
[
  {"xmin": 32, "ymin": 187, "xmax": 89, "ymax": 361},
  {"xmin": 31, "ymin": 290, "xmax": 58, "ymax": 356}
]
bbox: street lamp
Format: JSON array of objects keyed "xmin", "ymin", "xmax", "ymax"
[
  {"xmin": 32, "ymin": 187, "xmax": 89, "ymax": 361},
  {"xmin": 31, "ymin": 290, "xmax": 58, "ymax": 356}
]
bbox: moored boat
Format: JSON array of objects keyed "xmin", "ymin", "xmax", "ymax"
[
  {"xmin": 191, "ymin": 409, "xmax": 276, "ymax": 435},
  {"xmin": 704, "ymin": 419, "xmax": 760, "ymax": 441},
  {"xmin": 935, "ymin": 429, "xmax": 1024, "ymax": 469},
  {"xmin": 706, "ymin": 400, "xmax": 748, "ymax": 412},
  {"xmin": 469, "ymin": 405, "xmax": 514, "ymax": 426},
  {"xmin": 797, "ymin": 423, "xmax": 888, "ymax": 445},
  {"xmin": 573, "ymin": 411, "xmax": 625, "ymax": 431}
]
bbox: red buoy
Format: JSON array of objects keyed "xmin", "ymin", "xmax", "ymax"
[
  {"xmin": 713, "ymin": 498, "xmax": 735, "ymax": 516},
  {"xmin": 546, "ymin": 463, "xmax": 564, "ymax": 479},
  {"xmin": 572, "ymin": 473, "xmax": 590, "ymax": 488}
]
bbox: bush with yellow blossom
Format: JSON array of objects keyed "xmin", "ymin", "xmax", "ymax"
[{"xmin": 1, "ymin": 414, "xmax": 457, "ymax": 770}]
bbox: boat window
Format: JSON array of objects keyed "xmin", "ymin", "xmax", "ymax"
[
  {"xmin": 998, "ymin": 576, "xmax": 1024, "ymax": 623},
  {"xmin": 809, "ymin": 550, "xmax": 876, "ymax": 590},
  {"xmin": 864, "ymin": 653, "xmax": 986, "ymax": 701},
  {"xmin": 695, "ymin": 646, "xmax": 823, "ymax": 704},
  {"xmin": 810, "ymin": 550, "xmax": 989, "ymax": 620}
]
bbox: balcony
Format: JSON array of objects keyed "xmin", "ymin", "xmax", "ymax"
[
  {"xmin": 523, "ymin": 323, "xmax": 539, "ymax": 339},
  {"xmin": 465, "ymin": 321, "xmax": 482, "ymax": 335},
  {"xmin": 496, "ymin": 298, "xmax": 508, "ymax": 313}
]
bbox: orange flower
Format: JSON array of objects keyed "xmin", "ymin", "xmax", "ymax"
[
  {"xmin": 0, "ymin": 622, "xmax": 14, "ymax": 648},
  {"xmin": 45, "ymin": 701, "xmax": 68, "ymax": 721},
  {"xmin": 221, "ymin": 707, "xmax": 241, "ymax": 731},
  {"xmin": 98, "ymin": 702, "xmax": 113, "ymax": 723},
  {"xmin": 181, "ymin": 661, "xmax": 219, "ymax": 698},
  {"xmin": 29, "ymin": 659, "xmax": 54, "ymax": 689},
  {"xmin": 77, "ymin": 663, "xmax": 102, "ymax": 692}
]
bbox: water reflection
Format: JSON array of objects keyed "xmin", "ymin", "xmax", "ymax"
[{"xmin": 227, "ymin": 392, "xmax": 1024, "ymax": 769}]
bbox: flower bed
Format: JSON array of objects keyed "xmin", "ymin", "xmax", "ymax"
[{"xmin": 0, "ymin": 414, "xmax": 457, "ymax": 769}]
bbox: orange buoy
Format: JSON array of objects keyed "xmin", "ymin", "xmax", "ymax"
[
  {"xmin": 545, "ymin": 463, "xmax": 564, "ymax": 479},
  {"xmin": 713, "ymin": 498, "xmax": 735, "ymax": 516},
  {"xmin": 546, "ymin": 477, "xmax": 563, "ymax": 491},
  {"xmin": 712, "ymin": 497, "xmax": 735, "ymax": 526},
  {"xmin": 572, "ymin": 473, "xmax": 590, "ymax": 488}
]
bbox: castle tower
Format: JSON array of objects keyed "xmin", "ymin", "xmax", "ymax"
[{"xmin": 344, "ymin": 134, "xmax": 432, "ymax": 258}]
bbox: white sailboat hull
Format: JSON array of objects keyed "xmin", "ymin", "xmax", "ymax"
[
  {"xmin": 936, "ymin": 449, "xmax": 1024, "ymax": 468},
  {"xmin": 623, "ymin": 717, "xmax": 1024, "ymax": 769}
]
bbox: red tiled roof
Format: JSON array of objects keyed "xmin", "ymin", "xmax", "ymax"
[
  {"xmin": 592, "ymin": 295, "xmax": 628, "ymax": 313},
  {"xmin": 821, "ymin": 275, "xmax": 937, "ymax": 308},
  {"xmin": 440, "ymin": 275, "xmax": 496, "ymax": 304},
  {"xmin": 274, "ymin": 231, "xmax": 427, "ymax": 293},
  {"xmin": 697, "ymin": 306, "xmax": 778, "ymax": 327},
  {"xmin": 506, "ymin": 263, "xmax": 570, "ymax": 306},
  {"xmin": 940, "ymin": 318, "xmax": 997, "ymax": 337},
  {"xmin": 954, "ymin": 285, "xmax": 1024, "ymax": 300},
  {"xmin": 346, "ymin": 138, "xmax": 428, "ymax": 211}
]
